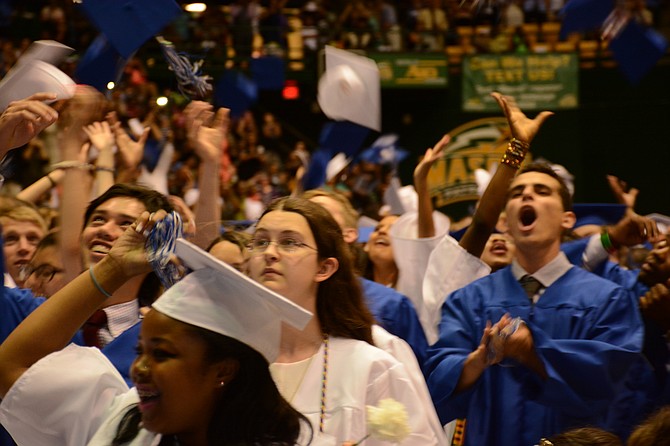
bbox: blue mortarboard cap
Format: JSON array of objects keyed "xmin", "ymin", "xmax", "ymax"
[
  {"xmin": 78, "ymin": 0, "xmax": 183, "ymax": 59},
  {"xmin": 301, "ymin": 147, "xmax": 334, "ymax": 191},
  {"xmin": 318, "ymin": 121, "xmax": 370, "ymax": 157},
  {"xmin": 609, "ymin": 21, "xmax": 668, "ymax": 85},
  {"xmin": 250, "ymin": 56, "xmax": 285, "ymax": 91},
  {"xmin": 560, "ymin": 0, "xmax": 615, "ymax": 38},
  {"xmin": 213, "ymin": 70, "xmax": 258, "ymax": 119},
  {"xmin": 358, "ymin": 138, "xmax": 409, "ymax": 165},
  {"xmin": 573, "ymin": 203, "xmax": 627, "ymax": 228},
  {"xmin": 75, "ymin": 35, "xmax": 127, "ymax": 93}
]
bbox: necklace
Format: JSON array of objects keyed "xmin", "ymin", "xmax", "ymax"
[{"xmin": 319, "ymin": 335, "xmax": 329, "ymax": 433}]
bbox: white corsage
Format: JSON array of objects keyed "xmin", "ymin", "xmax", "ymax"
[{"xmin": 348, "ymin": 398, "xmax": 411, "ymax": 445}]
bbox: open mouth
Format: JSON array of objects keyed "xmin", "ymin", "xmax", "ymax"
[
  {"xmin": 137, "ymin": 388, "xmax": 161, "ymax": 411},
  {"xmin": 90, "ymin": 243, "xmax": 111, "ymax": 255},
  {"xmin": 519, "ymin": 207, "xmax": 537, "ymax": 228},
  {"xmin": 490, "ymin": 240, "xmax": 508, "ymax": 255}
]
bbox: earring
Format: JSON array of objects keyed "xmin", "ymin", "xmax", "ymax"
[{"xmin": 219, "ymin": 380, "xmax": 225, "ymax": 387}]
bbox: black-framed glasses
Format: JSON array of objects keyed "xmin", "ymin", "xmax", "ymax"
[
  {"xmin": 248, "ymin": 238, "xmax": 317, "ymax": 255},
  {"xmin": 22, "ymin": 264, "xmax": 63, "ymax": 283}
]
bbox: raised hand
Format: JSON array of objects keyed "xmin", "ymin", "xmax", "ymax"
[
  {"xmin": 491, "ymin": 92, "xmax": 553, "ymax": 145},
  {"xmin": 185, "ymin": 101, "xmax": 230, "ymax": 162},
  {"xmin": 109, "ymin": 116, "xmax": 148, "ymax": 169},
  {"xmin": 607, "ymin": 175, "xmax": 639, "ymax": 211},
  {"xmin": 414, "ymin": 134, "xmax": 450, "ymax": 186},
  {"xmin": 83, "ymin": 121, "xmax": 115, "ymax": 154},
  {"xmin": 0, "ymin": 92, "xmax": 59, "ymax": 157},
  {"xmin": 106, "ymin": 210, "xmax": 169, "ymax": 279}
]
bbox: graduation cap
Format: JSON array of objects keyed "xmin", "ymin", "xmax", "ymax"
[
  {"xmin": 0, "ymin": 40, "xmax": 75, "ymax": 110},
  {"xmin": 75, "ymin": 35, "xmax": 127, "ymax": 93},
  {"xmin": 572, "ymin": 203, "xmax": 627, "ymax": 228},
  {"xmin": 301, "ymin": 121, "xmax": 370, "ymax": 190},
  {"xmin": 318, "ymin": 120, "xmax": 370, "ymax": 157},
  {"xmin": 78, "ymin": 0, "xmax": 183, "ymax": 59},
  {"xmin": 609, "ymin": 21, "xmax": 668, "ymax": 85},
  {"xmin": 213, "ymin": 70, "xmax": 258, "ymax": 119},
  {"xmin": 152, "ymin": 239, "xmax": 312, "ymax": 363},
  {"xmin": 317, "ymin": 46, "xmax": 381, "ymax": 132},
  {"xmin": 250, "ymin": 56, "xmax": 285, "ymax": 91},
  {"xmin": 357, "ymin": 134, "xmax": 409, "ymax": 166},
  {"xmin": 559, "ymin": 0, "xmax": 616, "ymax": 39}
]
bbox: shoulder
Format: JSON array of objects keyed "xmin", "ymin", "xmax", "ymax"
[
  {"xmin": 360, "ymin": 278, "xmax": 409, "ymax": 306},
  {"xmin": 329, "ymin": 337, "xmax": 399, "ymax": 367}
]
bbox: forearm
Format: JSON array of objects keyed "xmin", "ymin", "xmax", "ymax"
[
  {"xmin": 93, "ymin": 148, "xmax": 116, "ymax": 198},
  {"xmin": 192, "ymin": 161, "xmax": 221, "ymax": 249},
  {"xmin": 460, "ymin": 162, "xmax": 519, "ymax": 257},
  {"xmin": 454, "ymin": 350, "xmax": 488, "ymax": 393},
  {"xmin": 0, "ymin": 258, "xmax": 128, "ymax": 397},
  {"xmin": 415, "ymin": 176, "xmax": 435, "ymax": 238},
  {"xmin": 16, "ymin": 169, "xmax": 65, "ymax": 203}
]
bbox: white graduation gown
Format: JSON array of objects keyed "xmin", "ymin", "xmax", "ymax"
[
  {"xmin": 0, "ymin": 344, "xmax": 160, "ymax": 446},
  {"xmin": 290, "ymin": 336, "xmax": 445, "ymax": 446}
]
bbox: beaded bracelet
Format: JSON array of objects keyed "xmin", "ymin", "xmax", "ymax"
[{"xmin": 500, "ymin": 138, "xmax": 530, "ymax": 169}]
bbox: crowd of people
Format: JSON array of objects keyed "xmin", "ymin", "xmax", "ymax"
[
  {"xmin": 0, "ymin": 80, "xmax": 668, "ymax": 446},
  {"xmin": 0, "ymin": 1, "xmax": 669, "ymax": 446}
]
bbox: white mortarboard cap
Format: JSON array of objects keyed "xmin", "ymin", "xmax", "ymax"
[
  {"xmin": 0, "ymin": 40, "xmax": 76, "ymax": 111},
  {"xmin": 317, "ymin": 46, "xmax": 381, "ymax": 132},
  {"xmin": 152, "ymin": 239, "xmax": 313, "ymax": 363},
  {"xmin": 325, "ymin": 152, "xmax": 351, "ymax": 182}
]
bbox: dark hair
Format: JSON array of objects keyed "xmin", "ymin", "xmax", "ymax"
[
  {"xmin": 543, "ymin": 427, "xmax": 622, "ymax": 446},
  {"xmin": 516, "ymin": 162, "xmax": 573, "ymax": 211},
  {"xmin": 628, "ymin": 406, "xmax": 670, "ymax": 446},
  {"xmin": 206, "ymin": 231, "xmax": 252, "ymax": 254},
  {"xmin": 260, "ymin": 197, "xmax": 375, "ymax": 344},
  {"xmin": 35, "ymin": 229, "xmax": 59, "ymax": 250},
  {"xmin": 113, "ymin": 322, "xmax": 310, "ymax": 446},
  {"xmin": 84, "ymin": 183, "xmax": 174, "ymax": 229}
]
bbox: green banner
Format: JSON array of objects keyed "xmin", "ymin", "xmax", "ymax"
[
  {"xmin": 462, "ymin": 53, "xmax": 579, "ymax": 111},
  {"xmin": 370, "ymin": 54, "xmax": 448, "ymax": 88}
]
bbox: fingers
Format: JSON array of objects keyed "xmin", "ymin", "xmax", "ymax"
[
  {"xmin": 133, "ymin": 210, "xmax": 170, "ymax": 236},
  {"xmin": 213, "ymin": 107, "xmax": 230, "ymax": 130},
  {"xmin": 490, "ymin": 92, "xmax": 510, "ymax": 119},
  {"xmin": 533, "ymin": 111, "xmax": 554, "ymax": 127}
]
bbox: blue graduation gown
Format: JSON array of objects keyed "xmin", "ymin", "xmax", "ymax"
[
  {"xmin": 360, "ymin": 278, "xmax": 429, "ymax": 369},
  {"xmin": 0, "ymin": 287, "xmax": 45, "ymax": 446},
  {"xmin": 425, "ymin": 266, "xmax": 643, "ymax": 446},
  {"xmin": 102, "ymin": 321, "xmax": 142, "ymax": 387}
]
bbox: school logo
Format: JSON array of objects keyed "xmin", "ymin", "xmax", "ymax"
[{"xmin": 427, "ymin": 118, "xmax": 530, "ymax": 208}]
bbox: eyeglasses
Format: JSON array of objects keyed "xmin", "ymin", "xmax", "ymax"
[
  {"xmin": 248, "ymin": 238, "xmax": 317, "ymax": 255},
  {"xmin": 21, "ymin": 264, "xmax": 63, "ymax": 283}
]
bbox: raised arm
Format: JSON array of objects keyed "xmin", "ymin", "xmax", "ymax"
[
  {"xmin": 459, "ymin": 92, "xmax": 553, "ymax": 258},
  {"xmin": 0, "ymin": 210, "xmax": 164, "ymax": 397},
  {"xmin": 84, "ymin": 120, "xmax": 116, "ymax": 197},
  {"xmin": 414, "ymin": 134, "xmax": 450, "ymax": 239},
  {"xmin": 186, "ymin": 101, "xmax": 229, "ymax": 249}
]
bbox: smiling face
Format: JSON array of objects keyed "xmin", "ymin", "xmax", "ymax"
[
  {"xmin": 80, "ymin": 197, "xmax": 147, "ymax": 267},
  {"xmin": 130, "ymin": 310, "xmax": 233, "ymax": 438},
  {"xmin": 504, "ymin": 170, "xmax": 575, "ymax": 255},
  {"xmin": 364, "ymin": 215, "xmax": 399, "ymax": 266},
  {"xmin": 1, "ymin": 218, "xmax": 45, "ymax": 286}
]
